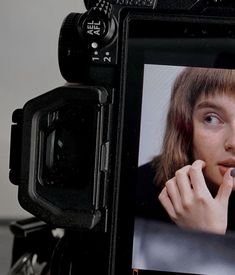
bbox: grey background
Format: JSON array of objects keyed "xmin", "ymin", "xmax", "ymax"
[
  {"xmin": 0, "ymin": 1, "xmax": 85, "ymax": 219},
  {"xmin": 138, "ymin": 64, "xmax": 184, "ymax": 166},
  {"xmin": 0, "ymin": 1, "xmax": 86, "ymax": 273}
]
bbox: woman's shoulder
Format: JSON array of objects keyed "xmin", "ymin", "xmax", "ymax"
[
  {"xmin": 137, "ymin": 161, "xmax": 162, "ymax": 196},
  {"xmin": 138, "ymin": 162, "xmax": 156, "ymax": 184},
  {"xmin": 135, "ymin": 161, "xmax": 170, "ymax": 221}
]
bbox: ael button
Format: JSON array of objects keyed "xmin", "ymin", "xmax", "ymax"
[{"xmin": 81, "ymin": 0, "xmax": 116, "ymax": 47}]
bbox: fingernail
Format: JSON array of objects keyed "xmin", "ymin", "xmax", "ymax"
[{"xmin": 230, "ymin": 168, "xmax": 235, "ymax": 177}]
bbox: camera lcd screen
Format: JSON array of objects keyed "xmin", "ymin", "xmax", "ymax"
[
  {"xmin": 114, "ymin": 12, "xmax": 235, "ymax": 275},
  {"xmin": 132, "ymin": 64, "xmax": 235, "ymax": 275}
]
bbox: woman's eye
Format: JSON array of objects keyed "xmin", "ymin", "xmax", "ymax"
[{"xmin": 204, "ymin": 115, "xmax": 221, "ymax": 125}]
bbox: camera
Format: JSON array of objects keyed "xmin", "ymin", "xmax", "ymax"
[{"xmin": 8, "ymin": 0, "xmax": 235, "ymax": 274}]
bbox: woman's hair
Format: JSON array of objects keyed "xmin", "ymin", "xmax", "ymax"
[{"xmin": 153, "ymin": 67, "xmax": 235, "ymax": 187}]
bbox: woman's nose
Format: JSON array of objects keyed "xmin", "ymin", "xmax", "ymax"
[{"xmin": 225, "ymin": 125, "xmax": 235, "ymax": 152}]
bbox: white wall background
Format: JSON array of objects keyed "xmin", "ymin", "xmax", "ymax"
[
  {"xmin": 0, "ymin": 1, "xmax": 85, "ymax": 219},
  {"xmin": 138, "ymin": 65, "xmax": 184, "ymax": 166}
]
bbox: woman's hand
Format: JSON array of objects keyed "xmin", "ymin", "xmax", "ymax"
[{"xmin": 158, "ymin": 160, "xmax": 234, "ymax": 234}]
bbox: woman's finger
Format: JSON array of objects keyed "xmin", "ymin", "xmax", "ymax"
[
  {"xmin": 158, "ymin": 187, "xmax": 177, "ymax": 220},
  {"xmin": 189, "ymin": 160, "xmax": 211, "ymax": 198},
  {"xmin": 175, "ymin": 165, "xmax": 193, "ymax": 205},
  {"xmin": 165, "ymin": 177, "xmax": 182, "ymax": 215},
  {"xmin": 216, "ymin": 167, "xmax": 233, "ymax": 204}
]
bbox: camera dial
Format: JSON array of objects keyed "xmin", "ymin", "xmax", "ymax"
[
  {"xmin": 58, "ymin": 1, "xmax": 117, "ymax": 83},
  {"xmin": 81, "ymin": 0, "xmax": 116, "ymax": 49}
]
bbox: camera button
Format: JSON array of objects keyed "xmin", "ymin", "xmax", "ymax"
[{"xmin": 100, "ymin": 141, "xmax": 110, "ymax": 172}]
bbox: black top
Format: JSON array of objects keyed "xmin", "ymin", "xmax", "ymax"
[
  {"xmin": 136, "ymin": 161, "xmax": 235, "ymax": 232},
  {"xmin": 136, "ymin": 162, "xmax": 172, "ymax": 224}
]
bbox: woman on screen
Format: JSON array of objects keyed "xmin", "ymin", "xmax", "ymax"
[{"xmin": 137, "ymin": 67, "xmax": 235, "ymax": 234}]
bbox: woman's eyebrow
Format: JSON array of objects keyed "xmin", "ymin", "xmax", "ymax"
[{"xmin": 195, "ymin": 101, "xmax": 225, "ymax": 112}]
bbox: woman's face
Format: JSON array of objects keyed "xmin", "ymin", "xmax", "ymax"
[{"xmin": 192, "ymin": 93, "xmax": 235, "ymax": 191}]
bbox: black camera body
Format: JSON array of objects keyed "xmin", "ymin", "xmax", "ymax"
[{"xmin": 8, "ymin": 0, "xmax": 235, "ymax": 274}]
